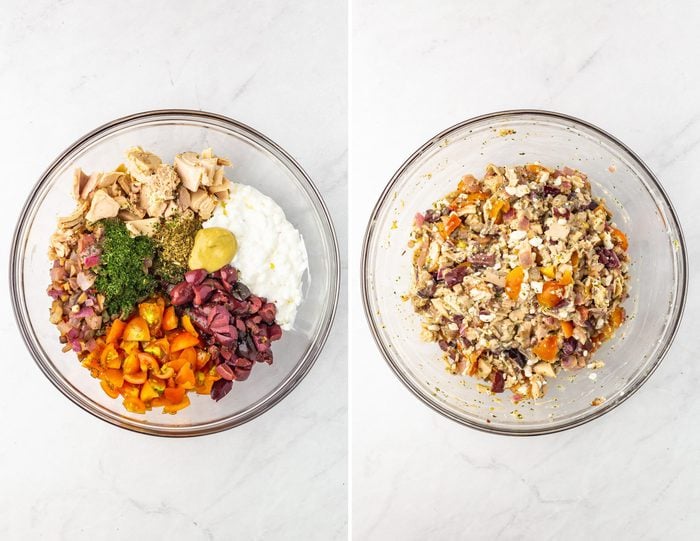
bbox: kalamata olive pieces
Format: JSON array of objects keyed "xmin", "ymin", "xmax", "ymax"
[
  {"xmin": 561, "ymin": 337, "xmax": 578, "ymax": 356},
  {"xmin": 491, "ymin": 371, "xmax": 505, "ymax": 393},
  {"xmin": 424, "ymin": 209, "xmax": 441, "ymax": 223},
  {"xmin": 597, "ymin": 248, "xmax": 620, "ymax": 269},
  {"xmin": 232, "ymin": 282, "xmax": 251, "ymax": 301},
  {"xmin": 506, "ymin": 348, "xmax": 527, "ymax": 368}
]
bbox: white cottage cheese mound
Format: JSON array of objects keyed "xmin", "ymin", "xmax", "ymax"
[{"xmin": 204, "ymin": 183, "xmax": 308, "ymax": 330}]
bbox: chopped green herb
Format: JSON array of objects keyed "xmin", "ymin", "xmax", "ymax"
[{"xmin": 95, "ymin": 219, "xmax": 156, "ymax": 318}]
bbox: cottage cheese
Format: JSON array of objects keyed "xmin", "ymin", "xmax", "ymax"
[{"xmin": 204, "ymin": 183, "xmax": 308, "ymax": 330}]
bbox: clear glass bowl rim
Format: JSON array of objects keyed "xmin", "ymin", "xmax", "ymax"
[
  {"xmin": 10, "ymin": 109, "xmax": 341, "ymax": 437},
  {"xmin": 361, "ymin": 109, "xmax": 688, "ymax": 436}
]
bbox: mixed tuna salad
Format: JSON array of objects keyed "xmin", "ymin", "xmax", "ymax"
[
  {"xmin": 48, "ymin": 147, "xmax": 307, "ymax": 414},
  {"xmin": 409, "ymin": 164, "xmax": 630, "ymax": 402}
]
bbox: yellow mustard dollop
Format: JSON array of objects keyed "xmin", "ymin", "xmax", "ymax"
[{"xmin": 188, "ymin": 227, "xmax": 238, "ymax": 272}]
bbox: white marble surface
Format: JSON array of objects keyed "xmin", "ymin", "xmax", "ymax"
[
  {"xmin": 0, "ymin": 1, "xmax": 347, "ymax": 540},
  {"xmin": 351, "ymin": 1, "xmax": 699, "ymax": 539}
]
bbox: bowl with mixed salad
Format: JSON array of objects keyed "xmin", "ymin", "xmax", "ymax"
[
  {"xmin": 11, "ymin": 110, "xmax": 340, "ymax": 436},
  {"xmin": 362, "ymin": 110, "xmax": 686, "ymax": 435}
]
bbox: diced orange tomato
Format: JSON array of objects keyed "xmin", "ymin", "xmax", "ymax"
[
  {"xmin": 150, "ymin": 397, "xmax": 166, "ymax": 407},
  {"xmin": 611, "ymin": 228, "xmax": 629, "ymax": 251},
  {"xmin": 176, "ymin": 362, "xmax": 196, "ymax": 389},
  {"xmin": 561, "ymin": 320, "xmax": 574, "ymax": 338},
  {"xmin": 143, "ymin": 338, "xmax": 169, "ymax": 360},
  {"xmin": 163, "ymin": 394, "xmax": 190, "ymax": 414},
  {"xmin": 84, "ymin": 296, "xmax": 221, "ymax": 414},
  {"xmin": 444, "ymin": 214, "xmax": 461, "ymax": 237},
  {"xmin": 593, "ymin": 306, "xmax": 626, "ymax": 346},
  {"xmin": 526, "ymin": 163, "xmax": 547, "ymax": 174},
  {"xmin": 196, "ymin": 377, "xmax": 216, "ymax": 395},
  {"xmin": 81, "ymin": 353, "xmax": 101, "ymax": 371},
  {"xmin": 489, "ymin": 199, "xmax": 510, "ymax": 222},
  {"xmin": 537, "ymin": 281, "xmax": 566, "ymax": 308},
  {"xmin": 178, "ymin": 347, "xmax": 197, "ymax": 367},
  {"xmin": 138, "ymin": 352, "xmax": 160, "ymax": 373},
  {"xmin": 162, "ymin": 306, "xmax": 178, "ymax": 331},
  {"xmin": 100, "ymin": 343, "xmax": 122, "ymax": 369},
  {"xmin": 123, "ymin": 317, "xmax": 151, "ymax": 342},
  {"xmin": 466, "ymin": 191, "xmax": 489, "ymax": 204},
  {"xmin": 593, "ymin": 202, "xmax": 609, "ymax": 219},
  {"xmin": 105, "ymin": 319, "xmax": 126, "ymax": 344},
  {"xmin": 122, "ymin": 353, "xmax": 140, "ymax": 375},
  {"xmin": 539, "ymin": 265, "xmax": 556, "ymax": 279},
  {"xmin": 124, "ymin": 370, "xmax": 147, "ymax": 385},
  {"xmin": 436, "ymin": 222, "xmax": 447, "ymax": 240},
  {"xmin": 181, "ymin": 314, "xmax": 198, "ymax": 337},
  {"xmin": 139, "ymin": 301, "xmax": 163, "ymax": 329},
  {"xmin": 157, "ymin": 366, "xmax": 175, "ymax": 380},
  {"xmin": 170, "ymin": 332, "xmax": 200, "ymax": 352},
  {"xmin": 123, "ymin": 396, "xmax": 146, "ymax": 414},
  {"xmin": 164, "ymin": 386, "xmax": 186, "ymax": 404},
  {"xmin": 102, "ymin": 368, "xmax": 124, "ymax": 389},
  {"xmin": 468, "ymin": 351, "xmax": 480, "ymax": 376},
  {"xmin": 140, "ymin": 380, "xmax": 160, "ymax": 402},
  {"xmin": 533, "ymin": 335, "xmax": 559, "ymax": 362},
  {"xmin": 120, "ymin": 340, "xmax": 140, "ymax": 355},
  {"xmin": 100, "ymin": 380, "xmax": 120, "ymax": 399},
  {"xmin": 505, "ymin": 266, "xmax": 524, "ymax": 301},
  {"xmin": 611, "ymin": 306, "xmax": 625, "ymax": 329},
  {"xmin": 120, "ymin": 382, "xmax": 140, "ymax": 398},
  {"xmin": 195, "ymin": 349, "xmax": 211, "ymax": 370},
  {"xmin": 165, "ymin": 354, "xmax": 187, "ymax": 373},
  {"xmin": 560, "ymin": 269, "xmax": 573, "ymax": 286}
]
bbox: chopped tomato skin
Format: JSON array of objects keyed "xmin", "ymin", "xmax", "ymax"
[
  {"xmin": 123, "ymin": 317, "xmax": 151, "ymax": 342},
  {"xmin": 561, "ymin": 320, "xmax": 574, "ymax": 338},
  {"xmin": 444, "ymin": 214, "xmax": 461, "ymax": 237},
  {"xmin": 505, "ymin": 266, "xmax": 524, "ymax": 301},
  {"xmin": 611, "ymin": 228, "xmax": 629, "ymax": 251},
  {"xmin": 161, "ymin": 306, "xmax": 178, "ymax": 331},
  {"xmin": 537, "ymin": 281, "xmax": 566, "ymax": 308},
  {"xmin": 105, "ymin": 319, "xmax": 126, "ymax": 344},
  {"xmin": 181, "ymin": 314, "xmax": 198, "ymax": 337},
  {"xmin": 533, "ymin": 335, "xmax": 559, "ymax": 362},
  {"xmin": 489, "ymin": 199, "xmax": 511, "ymax": 223},
  {"xmin": 171, "ymin": 332, "xmax": 200, "ymax": 352},
  {"xmin": 80, "ymin": 297, "xmax": 219, "ymax": 414}
]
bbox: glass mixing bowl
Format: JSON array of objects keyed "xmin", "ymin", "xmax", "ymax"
[
  {"xmin": 362, "ymin": 110, "xmax": 687, "ymax": 435},
  {"xmin": 10, "ymin": 110, "xmax": 340, "ymax": 436}
]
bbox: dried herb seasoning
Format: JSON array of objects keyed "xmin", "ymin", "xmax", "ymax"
[{"xmin": 152, "ymin": 212, "xmax": 202, "ymax": 283}]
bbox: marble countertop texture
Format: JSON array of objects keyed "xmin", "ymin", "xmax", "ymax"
[
  {"xmin": 0, "ymin": 1, "xmax": 347, "ymax": 540},
  {"xmin": 350, "ymin": 1, "xmax": 699, "ymax": 540}
]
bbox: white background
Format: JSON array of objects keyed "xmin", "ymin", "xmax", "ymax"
[
  {"xmin": 0, "ymin": 1, "xmax": 347, "ymax": 540},
  {"xmin": 351, "ymin": 1, "xmax": 699, "ymax": 540}
]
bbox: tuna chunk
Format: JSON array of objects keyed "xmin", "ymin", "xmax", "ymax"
[
  {"xmin": 174, "ymin": 148, "xmax": 231, "ymax": 191},
  {"xmin": 189, "ymin": 189, "xmax": 217, "ymax": 219},
  {"xmin": 72, "ymin": 168, "xmax": 88, "ymax": 201},
  {"xmin": 85, "ymin": 190, "xmax": 120, "ymax": 223},
  {"xmin": 174, "ymin": 152, "xmax": 206, "ymax": 191},
  {"xmin": 125, "ymin": 146, "xmax": 162, "ymax": 183},
  {"xmin": 125, "ymin": 217, "xmax": 160, "ymax": 237}
]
